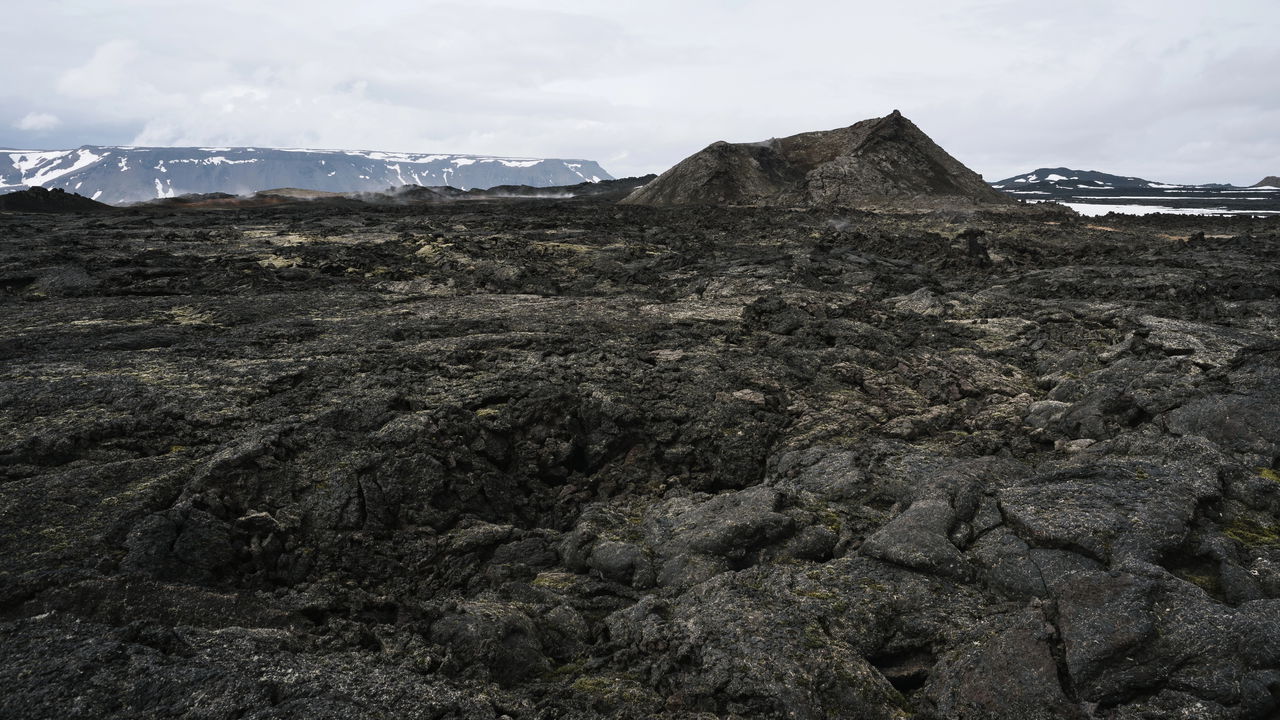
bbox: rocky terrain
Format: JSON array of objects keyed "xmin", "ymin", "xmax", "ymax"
[
  {"xmin": 623, "ymin": 111, "xmax": 1010, "ymax": 208},
  {"xmin": 2, "ymin": 193, "xmax": 1280, "ymax": 718}
]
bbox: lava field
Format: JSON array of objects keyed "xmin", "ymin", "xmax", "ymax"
[{"xmin": 2, "ymin": 197, "xmax": 1280, "ymax": 718}]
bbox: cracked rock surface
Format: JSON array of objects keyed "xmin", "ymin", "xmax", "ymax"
[{"xmin": 2, "ymin": 199, "xmax": 1280, "ymax": 718}]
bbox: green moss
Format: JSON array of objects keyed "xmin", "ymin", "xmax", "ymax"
[
  {"xmin": 1258, "ymin": 467, "xmax": 1280, "ymax": 483},
  {"xmin": 546, "ymin": 659, "xmax": 586, "ymax": 679},
  {"xmin": 1178, "ymin": 571, "xmax": 1222, "ymax": 596},
  {"xmin": 532, "ymin": 572, "xmax": 577, "ymax": 590},
  {"xmin": 802, "ymin": 623, "xmax": 828, "ymax": 649},
  {"xmin": 858, "ymin": 578, "xmax": 889, "ymax": 592},
  {"xmin": 570, "ymin": 673, "xmax": 653, "ymax": 705},
  {"xmin": 817, "ymin": 509, "xmax": 843, "ymax": 533},
  {"xmin": 571, "ymin": 676, "xmax": 614, "ymax": 694},
  {"xmin": 1224, "ymin": 517, "xmax": 1280, "ymax": 547},
  {"xmin": 793, "ymin": 588, "xmax": 837, "ymax": 600}
]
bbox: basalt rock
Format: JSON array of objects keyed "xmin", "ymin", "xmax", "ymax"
[{"xmin": 1, "ymin": 196, "xmax": 1278, "ymax": 718}]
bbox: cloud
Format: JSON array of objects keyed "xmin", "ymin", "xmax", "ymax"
[
  {"xmin": 15, "ymin": 112, "xmax": 62, "ymax": 131},
  {"xmin": 57, "ymin": 40, "xmax": 139, "ymax": 98},
  {"xmin": 1, "ymin": 1, "xmax": 1278, "ymax": 183}
]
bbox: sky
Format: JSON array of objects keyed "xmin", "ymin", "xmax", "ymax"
[{"xmin": 3, "ymin": 0, "xmax": 1278, "ymax": 185}]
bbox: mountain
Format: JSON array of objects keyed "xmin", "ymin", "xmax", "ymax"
[
  {"xmin": 991, "ymin": 168, "xmax": 1184, "ymax": 193},
  {"xmin": 0, "ymin": 146, "xmax": 614, "ymax": 205},
  {"xmin": 129, "ymin": 175, "xmax": 658, "ymax": 209},
  {"xmin": 621, "ymin": 110, "xmax": 1012, "ymax": 207},
  {"xmin": 1254, "ymin": 176, "xmax": 1280, "ymax": 188},
  {"xmin": 988, "ymin": 167, "xmax": 1280, "ymax": 216}
]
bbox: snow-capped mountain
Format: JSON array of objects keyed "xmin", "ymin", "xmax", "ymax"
[
  {"xmin": 991, "ymin": 167, "xmax": 1184, "ymax": 193},
  {"xmin": 0, "ymin": 146, "xmax": 614, "ymax": 205},
  {"xmin": 989, "ymin": 167, "xmax": 1280, "ymax": 216}
]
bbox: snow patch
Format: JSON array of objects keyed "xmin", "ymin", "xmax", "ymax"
[
  {"xmin": 360, "ymin": 151, "xmax": 453, "ymax": 163},
  {"xmin": 1080, "ymin": 195, "xmax": 1270, "ymax": 201},
  {"xmin": 11, "ymin": 149, "xmax": 102, "ymax": 186},
  {"xmin": 1063, "ymin": 202, "xmax": 1280, "ymax": 217}
]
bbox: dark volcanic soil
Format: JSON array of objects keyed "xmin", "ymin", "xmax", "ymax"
[{"xmin": 2, "ymin": 197, "xmax": 1280, "ymax": 719}]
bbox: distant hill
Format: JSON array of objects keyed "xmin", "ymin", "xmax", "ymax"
[
  {"xmin": 622, "ymin": 110, "xmax": 1012, "ymax": 208},
  {"xmin": 991, "ymin": 168, "xmax": 1182, "ymax": 194},
  {"xmin": 131, "ymin": 175, "xmax": 659, "ymax": 210},
  {"xmin": 0, "ymin": 186, "xmax": 112, "ymax": 213},
  {"xmin": 1254, "ymin": 176, "xmax": 1280, "ymax": 188},
  {"xmin": 0, "ymin": 146, "xmax": 614, "ymax": 205},
  {"xmin": 989, "ymin": 167, "xmax": 1280, "ymax": 216}
]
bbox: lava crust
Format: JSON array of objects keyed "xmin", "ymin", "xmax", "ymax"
[{"xmin": 2, "ymin": 198, "xmax": 1280, "ymax": 719}]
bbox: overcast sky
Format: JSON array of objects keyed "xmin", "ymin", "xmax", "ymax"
[{"xmin": 3, "ymin": 0, "xmax": 1277, "ymax": 184}]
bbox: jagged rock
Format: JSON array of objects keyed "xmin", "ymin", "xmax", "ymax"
[
  {"xmin": 999, "ymin": 457, "xmax": 1219, "ymax": 564},
  {"xmin": 1, "ymin": 192, "xmax": 1278, "ymax": 718},
  {"xmin": 888, "ymin": 287, "xmax": 948, "ymax": 316},
  {"xmin": 861, "ymin": 498, "xmax": 969, "ymax": 578},
  {"xmin": 925, "ymin": 608, "xmax": 1086, "ymax": 720}
]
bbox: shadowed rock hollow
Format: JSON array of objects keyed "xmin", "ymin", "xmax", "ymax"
[
  {"xmin": 2, "ymin": 193, "xmax": 1280, "ymax": 719},
  {"xmin": 622, "ymin": 111, "xmax": 1013, "ymax": 208}
]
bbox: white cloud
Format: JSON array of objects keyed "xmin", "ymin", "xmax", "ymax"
[
  {"xmin": 15, "ymin": 112, "xmax": 62, "ymax": 131},
  {"xmin": 57, "ymin": 40, "xmax": 139, "ymax": 98},
  {"xmin": 1, "ymin": 1, "xmax": 1278, "ymax": 183}
]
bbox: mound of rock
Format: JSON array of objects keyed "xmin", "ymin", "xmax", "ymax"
[
  {"xmin": 1253, "ymin": 176, "xmax": 1280, "ymax": 188},
  {"xmin": 622, "ymin": 110, "xmax": 1013, "ymax": 208},
  {"xmin": 0, "ymin": 186, "xmax": 113, "ymax": 213}
]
